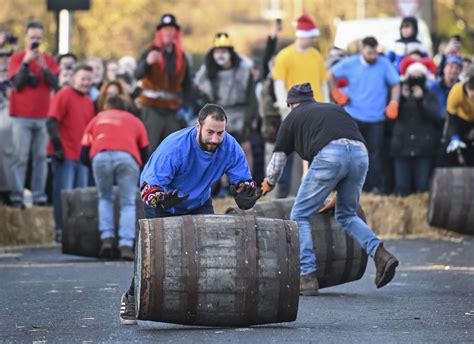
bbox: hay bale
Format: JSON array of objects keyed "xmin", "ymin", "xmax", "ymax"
[
  {"xmin": 213, "ymin": 193, "xmax": 466, "ymax": 239},
  {"xmin": 0, "ymin": 206, "xmax": 55, "ymax": 246}
]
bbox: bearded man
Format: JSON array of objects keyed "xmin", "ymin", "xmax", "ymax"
[{"xmin": 119, "ymin": 103, "xmax": 260, "ymax": 325}]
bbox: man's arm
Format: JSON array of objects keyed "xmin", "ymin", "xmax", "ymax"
[
  {"xmin": 11, "ymin": 63, "xmax": 30, "ymax": 90},
  {"xmin": 135, "ymin": 49, "xmax": 152, "ymax": 80},
  {"xmin": 46, "ymin": 118, "xmax": 64, "ymax": 161},
  {"xmin": 42, "ymin": 68, "xmax": 59, "ymax": 89}
]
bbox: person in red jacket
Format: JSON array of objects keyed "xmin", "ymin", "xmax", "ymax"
[
  {"xmin": 8, "ymin": 20, "xmax": 59, "ymax": 207},
  {"xmin": 47, "ymin": 64, "xmax": 95, "ymax": 242},
  {"xmin": 80, "ymin": 95, "xmax": 149, "ymax": 260}
]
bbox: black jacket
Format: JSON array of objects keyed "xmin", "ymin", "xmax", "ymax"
[{"xmin": 390, "ymin": 87, "xmax": 440, "ymax": 158}]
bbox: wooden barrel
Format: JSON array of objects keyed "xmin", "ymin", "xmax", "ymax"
[
  {"xmin": 61, "ymin": 187, "xmax": 144, "ymax": 257},
  {"xmin": 135, "ymin": 215, "xmax": 299, "ymax": 326},
  {"xmin": 226, "ymin": 198, "xmax": 368, "ymax": 289},
  {"xmin": 428, "ymin": 167, "xmax": 474, "ymax": 234}
]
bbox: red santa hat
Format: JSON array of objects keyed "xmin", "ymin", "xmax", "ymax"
[
  {"xmin": 400, "ymin": 56, "xmax": 436, "ymax": 80},
  {"xmin": 295, "ymin": 15, "xmax": 320, "ymax": 38}
]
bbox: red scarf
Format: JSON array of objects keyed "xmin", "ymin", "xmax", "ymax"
[{"xmin": 153, "ymin": 30, "xmax": 184, "ymax": 72}]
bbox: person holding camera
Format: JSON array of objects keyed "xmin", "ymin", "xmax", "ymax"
[
  {"xmin": 7, "ymin": 20, "xmax": 59, "ymax": 208},
  {"xmin": 389, "ymin": 61, "xmax": 440, "ymax": 196}
]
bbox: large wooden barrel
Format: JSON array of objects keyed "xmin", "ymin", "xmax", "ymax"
[
  {"xmin": 135, "ymin": 215, "xmax": 300, "ymax": 326},
  {"xmin": 61, "ymin": 187, "xmax": 144, "ymax": 257},
  {"xmin": 226, "ymin": 198, "xmax": 368, "ymax": 289},
  {"xmin": 428, "ymin": 167, "xmax": 474, "ymax": 234}
]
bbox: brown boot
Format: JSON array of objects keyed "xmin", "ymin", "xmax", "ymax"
[
  {"xmin": 374, "ymin": 244, "xmax": 399, "ymax": 288},
  {"xmin": 300, "ymin": 271, "xmax": 319, "ymax": 296}
]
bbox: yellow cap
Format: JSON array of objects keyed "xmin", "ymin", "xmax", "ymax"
[{"xmin": 213, "ymin": 32, "xmax": 233, "ymax": 48}]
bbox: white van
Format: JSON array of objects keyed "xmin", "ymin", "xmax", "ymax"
[{"xmin": 334, "ymin": 17, "xmax": 433, "ymax": 56}]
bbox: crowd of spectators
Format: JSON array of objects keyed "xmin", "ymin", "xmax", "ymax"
[{"xmin": 0, "ymin": 15, "xmax": 473, "ymax": 249}]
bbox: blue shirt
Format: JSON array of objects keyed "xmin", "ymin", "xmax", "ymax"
[
  {"xmin": 140, "ymin": 126, "xmax": 251, "ymax": 214},
  {"xmin": 428, "ymin": 79, "xmax": 451, "ymax": 118},
  {"xmin": 331, "ymin": 55, "xmax": 400, "ymax": 122}
]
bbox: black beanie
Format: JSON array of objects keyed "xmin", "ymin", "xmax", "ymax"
[{"xmin": 286, "ymin": 83, "xmax": 314, "ymax": 104}]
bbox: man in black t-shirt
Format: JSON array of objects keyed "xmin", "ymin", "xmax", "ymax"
[{"xmin": 261, "ymin": 83, "xmax": 399, "ymax": 296}]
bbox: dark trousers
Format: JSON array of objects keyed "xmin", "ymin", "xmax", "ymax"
[
  {"xmin": 393, "ymin": 157, "xmax": 432, "ymax": 196},
  {"xmin": 356, "ymin": 120, "xmax": 385, "ymax": 192},
  {"xmin": 127, "ymin": 199, "xmax": 215, "ymax": 297}
]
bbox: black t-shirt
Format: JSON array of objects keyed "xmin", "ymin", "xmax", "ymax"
[{"xmin": 274, "ymin": 100, "xmax": 366, "ymax": 161}]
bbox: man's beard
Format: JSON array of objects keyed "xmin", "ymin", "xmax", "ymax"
[{"xmin": 198, "ymin": 128, "xmax": 221, "ymax": 152}]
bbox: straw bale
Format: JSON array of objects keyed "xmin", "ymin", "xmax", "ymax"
[
  {"xmin": 214, "ymin": 193, "xmax": 467, "ymax": 239},
  {"xmin": 0, "ymin": 206, "xmax": 55, "ymax": 246}
]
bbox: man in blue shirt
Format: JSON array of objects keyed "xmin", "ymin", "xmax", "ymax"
[
  {"xmin": 329, "ymin": 37, "xmax": 400, "ymax": 193},
  {"xmin": 120, "ymin": 103, "xmax": 260, "ymax": 325}
]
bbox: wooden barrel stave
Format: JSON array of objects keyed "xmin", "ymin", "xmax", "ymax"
[
  {"xmin": 226, "ymin": 198, "xmax": 368, "ymax": 289},
  {"xmin": 135, "ymin": 215, "xmax": 299, "ymax": 326}
]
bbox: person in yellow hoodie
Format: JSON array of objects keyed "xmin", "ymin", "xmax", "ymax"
[
  {"xmin": 272, "ymin": 14, "xmax": 327, "ymax": 198},
  {"xmin": 439, "ymin": 66, "xmax": 474, "ymax": 166}
]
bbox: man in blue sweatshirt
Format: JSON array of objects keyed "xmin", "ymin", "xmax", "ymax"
[{"xmin": 120, "ymin": 103, "xmax": 260, "ymax": 325}]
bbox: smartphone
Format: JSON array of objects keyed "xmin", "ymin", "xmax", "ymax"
[
  {"xmin": 31, "ymin": 42, "xmax": 39, "ymax": 50},
  {"xmin": 275, "ymin": 18, "xmax": 282, "ymax": 32}
]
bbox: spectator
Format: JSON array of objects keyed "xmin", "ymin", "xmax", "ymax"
[
  {"xmin": 87, "ymin": 57, "xmax": 104, "ymax": 101},
  {"xmin": 194, "ymin": 33, "xmax": 257, "ymax": 147},
  {"xmin": 272, "ymin": 14, "xmax": 327, "ymax": 198},
  {"xmin": 390, "ymin": 62, "xmax": 440, "ymax": 196},
  {"xmin": 47, "ymin": 64, "xmax": 95, "ymax": 241},
  {"xmin": 194, "ymin": 32, "xmax": 258, "ymax": 195},
  {"xmin": 437, "ymin": 67, "xmax": 474, "ymax": 167},
  {"xmin": 387, "ymin": 16, "xmax": 428, "ymax": 73},
  {"xmin": 460, "ymin": 56, "xmax": 472, "ymax": 82},
  {"xmin": 436, "ymin": 35, "xmax": 462, "ymax": 79},
  {"xmin": 8, "ymin": 20, "xmax": 59, "ymax": 208},
  {"xmin": 58, "ymin": 67, "xmax": 74, "ymax": 89},
  {"xmin": 118, "ymin": 55, "xmax": 137, "ymax": 78},
  {"xmin": 329, "ymin": 36, "xmax": 400, "ymax": 193},
  {"xmin": 80, "ymin": 95, "xmax": 149, "ymax": 260},
  {"xmin": 105, "ymin": 60, "xmax": 119, "ymax": 82},
  {"xmin": 96, "ymin": 80, "xmax": 133, "ymax": 113},
  {"xmin": 57, "ymin": 53, "xmax": 77, "ymax": 71},
  {"xmin": 0, "ymin": 83, "xmax": 14, "ymax": 204},
  {"xmin": 135, "ymin": 13, "xmax": 192, "ymax": 151},
  {"xmin": 428, "ymin": 54, "xmax": 462, "ymax": 118}
]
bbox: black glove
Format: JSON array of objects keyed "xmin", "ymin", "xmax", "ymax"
[
  {"xmin": 230, "ymin": 183, "xmax": 260, "ymax": 210},
  {"xmin": 158, "ymin": 189, "xmax": 190, "ymax": 209}
]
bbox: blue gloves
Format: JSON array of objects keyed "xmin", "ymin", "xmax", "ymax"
[{"xmin": 446, "ymin": 136, "xmax": 467, "ymax": 153}]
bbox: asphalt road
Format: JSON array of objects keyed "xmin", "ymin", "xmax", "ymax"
[{"xmin": 1, "ymin": 238, "xmax": 473, "ymax": 344}]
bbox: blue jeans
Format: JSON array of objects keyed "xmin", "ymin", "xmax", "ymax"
[
  {"xmin": 92, "ymin": 151, "xmax": 140, "ymax": 248},
  {"xmin": 393, "ymin": 157, "xmax": 432, "ymax": 196},
  {"xmin": 10, "ymin": 117, "xmax": 48, "ymax": 203},
  {"xmin": 52, "ymin": 158, "xmax": 89, "ymax": 231},
  {"xmin": 290, "ymin": 140, "xmax": 382, "ymax": 276},
  {"xmin": 356, "ymin": 120, "xmax": 385, "ymax": 192}
]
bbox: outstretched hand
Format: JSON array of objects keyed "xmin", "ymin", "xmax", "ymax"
[
  {"xmin": 159, "ymin": 189, "xmax": 190, "ymax": 209},
  {"xmin": 230, "ymin": 183, "xmax": 261, "ymax": 210}
]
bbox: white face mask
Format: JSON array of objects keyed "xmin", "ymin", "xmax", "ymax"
[{"xmin": 214, "ymin": 52, "xmax": 231, "ymax": 66}]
